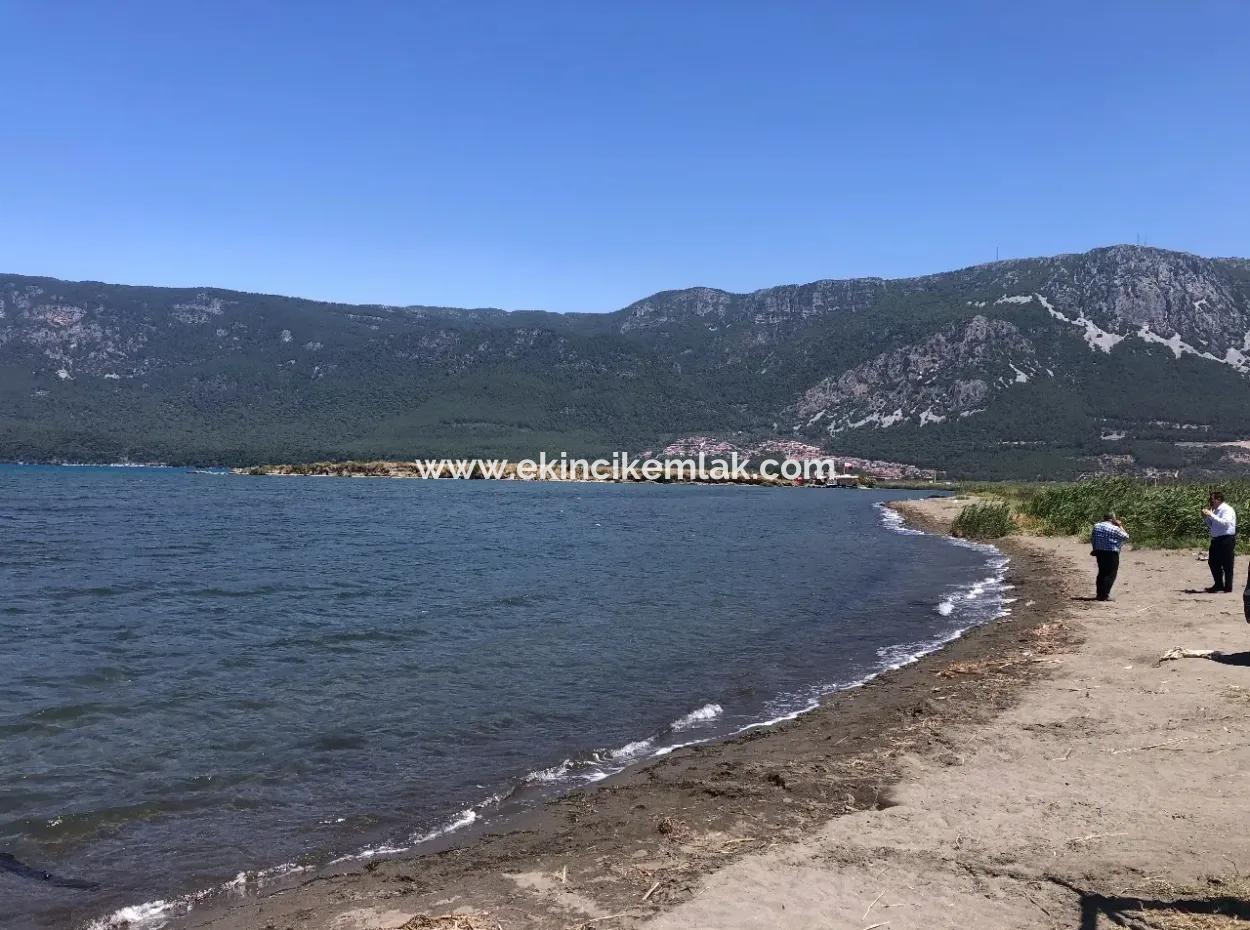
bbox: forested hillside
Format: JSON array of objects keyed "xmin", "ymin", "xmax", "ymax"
[{"xmin": 4, "ymin": 245, "xmax": 1250, "ymax": 478}]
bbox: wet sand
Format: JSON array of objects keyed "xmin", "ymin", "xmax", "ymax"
[{"xmin": 97, "ymin": 497, "xmax": 1250, "ymax": 929}]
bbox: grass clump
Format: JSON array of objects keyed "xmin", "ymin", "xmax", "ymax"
[
  {"xmin": 1020, "ymin": 476, "xmax": 1250, "ymax": 550},
  {"xmin": 950, "ymin": 502, "xmax": 1015, "ymax": 539}
]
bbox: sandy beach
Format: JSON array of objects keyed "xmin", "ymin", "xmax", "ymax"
[{"xmin": 146, "ymin": 496, "xmax": 1250, "ymax": 930}]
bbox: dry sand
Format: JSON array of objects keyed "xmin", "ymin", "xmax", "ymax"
[{"xmin": 149, "ymin": 497, "xmax": 1250, "ymax": 930}]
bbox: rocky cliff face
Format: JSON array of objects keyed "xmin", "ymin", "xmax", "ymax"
[
  {"xmin": 773, "ymin": 246, "xmax": 1250, "ymax": 452},
  {"xmin": 0, "ymin": 284, "xmax": 153, "ymax": 378},
  {"xmin": 1038, "ymin": 246, "xmax": 1250, "ymax": 355},
  {"xmin": 618, "ymin": 278, "xmax": 887, "ymax": 327},
  {"xmin": 2, "ymin": 245, "xmax": 1249, "ymax": 476},
  {"xmin": 793, "ymin": 316, "xmax": 1041, "ymax": 431}
]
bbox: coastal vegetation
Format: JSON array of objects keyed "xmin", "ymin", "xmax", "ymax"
[
  {"xmin": 961, "ymin": 477, "xmax": 1250, "ymax": 550},
  {"xmin": 950, "ymin": 502, "xmax": 1016, "ymax": 539}
]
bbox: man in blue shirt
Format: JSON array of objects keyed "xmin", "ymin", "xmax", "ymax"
[{"xmin": 1091, "ymin": 512, "xmax": 1130, "ymax": 601}]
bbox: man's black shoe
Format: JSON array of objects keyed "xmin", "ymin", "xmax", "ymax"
[{"xmin": 1204, "ymin": 586, "xmax": 1224, "ymax": 593}]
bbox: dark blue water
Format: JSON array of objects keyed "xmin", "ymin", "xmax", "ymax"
[{"xmin": 0, "ymin": 466, "xmax": 1007, "ymax": 929}]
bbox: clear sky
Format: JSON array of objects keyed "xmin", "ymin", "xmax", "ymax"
[{"xmin": 1, "ymin": 1, "xmax": 1246, "ymax": 312}]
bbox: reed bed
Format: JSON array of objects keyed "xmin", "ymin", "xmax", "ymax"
[
  {"xmin": 965, "ymin": 477, "xmax": 1250, "ymax": 551},
  {"xmin": 950, "ymin": 501, "xmax": 1015, "ymax": 539}
]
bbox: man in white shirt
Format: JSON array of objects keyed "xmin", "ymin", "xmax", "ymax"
[{"xmin": 1202, "ymin": 490, "xmax": 1237, "ymax": 593}]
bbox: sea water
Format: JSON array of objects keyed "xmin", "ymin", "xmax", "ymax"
[{"xmin": 0, "ymin": 466, "xmax": 1008, "ymax": 928}]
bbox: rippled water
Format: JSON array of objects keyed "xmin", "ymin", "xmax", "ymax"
[{"xmin": 0, "ymin": 466, "xmax": 1008, "ymax": 929}]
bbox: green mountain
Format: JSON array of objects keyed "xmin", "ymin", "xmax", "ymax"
[{"xmin": 4, "ymin": 245, "xmax": 1250, "ymax": 478}]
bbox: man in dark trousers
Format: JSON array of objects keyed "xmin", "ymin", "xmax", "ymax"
[
  {"xmin": 1091, "ymin": 511, "xmax": 1129, "ymax": 601},
  {"xmin": 1202, "ymin": 490, "xmax": 1237, "ymax": 593}
]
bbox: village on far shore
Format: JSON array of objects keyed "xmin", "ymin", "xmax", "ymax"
[{"xmin": 235, "ymin": 436, "xmax": 943, "ymax": 488}]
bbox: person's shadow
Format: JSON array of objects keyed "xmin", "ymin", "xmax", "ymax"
[{"xmin": 1061, "ymin": 878, "xmax": 1250, "ymax": 928}]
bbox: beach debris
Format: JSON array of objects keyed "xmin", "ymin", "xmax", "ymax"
[
  {"xmin": 399, "ymin": 912, "xmax": 496, "ymax": 930},
  {"xmin": 560, "ymin": 913, "xmax": 636, "ymax": 929},
  {"xmin": 1065, "ymin": 831, "xmax": 1129, "ymax": 847},
  {"xmin": 1157, "ymin": 647, "xmax": 1220, "ymax": 664},
  {"xmin": 1223, "ymin": 686, "xmax": 1250, "ymax": 705},
  {"xmin": 1109, "ymin": 736, "xmax": 1192, "ymax": 756},
  {"xmin": 1021, "ymin": 621, "xmax": 1071, "ymax": 654},
  {"xmin": 560, "ymin": 865, "xmax": 568, "ymax": 885},
  {"xmin": 863, "ymin": 889, "xmax": 886, "ymax": 919},
  {"xmin": 938, "ymin": 657, "xmax": 1022, "ymax": 678},
  {"xmin": 642, "ymin": 880, "xmax": 661, "ymax": 901}
]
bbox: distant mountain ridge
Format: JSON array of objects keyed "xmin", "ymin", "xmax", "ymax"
[{"xmin": 4, "ymin": 245, "xmax": 1250, "ymax": 478}]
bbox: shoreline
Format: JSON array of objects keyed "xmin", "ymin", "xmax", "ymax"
[
  {"xmin": 76, "ymin": 496, "xmax": 1065, "ymax": 930},
  {"xmin": 314, "ymin": 501, "xmax": 1012, "ymax": 869},
  {"xmin": 0, "ymin": 461, "xmax": 951, "ymax": 493},
  {"xmin": 235, "ymin": 461, "xmax": 820, "ymax": 488}
]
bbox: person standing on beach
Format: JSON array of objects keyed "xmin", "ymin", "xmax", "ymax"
[
  {"xmin": 1091, "ymin": 512, "xmax": 1129, "ymax": 601},
  {"xmin": 1202, "ymin": 491, "xmax": 1237, "ymax": 593}
]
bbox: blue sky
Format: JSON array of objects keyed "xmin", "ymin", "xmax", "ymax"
[{"xmin": 1, "ymin": 1, "xmax": 1246, "ymax": 312}]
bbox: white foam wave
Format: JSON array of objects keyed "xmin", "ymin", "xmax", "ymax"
[
  {"xmin": 874, "ymin": 625, "xmax": 980, "ymax": 673},
  {"xmin": 658, "ymin": 700, "xmax": 824, "ymax": 753},
  {"xmin": 86, "ymin": 899, "xmax": 173, "ymax": 929},
  {"xmin": 749, "ymin": 562, "xmax": 1013, "ymax": 733},
  {"xmin": 85, "ymin": 862, "xmax": 311, "ymax": 929},
  {"xmin": 613, "ymin": 738, "xmax": 655, "ymax": 759},
  {"xmin": 877, "ymin": 639, "xmax": 937, "ymax": 669},
  {"xmin": 755, "ymin": 498, "xmax": 1018, "ymax": 721},
  {"xmin": 933, "ymin": 570, "xmax": 1013, "ymax": 622},
  {"xmin": 875, "ymin": 502, "xmax": 926, "ymax": 535},
  {"xmin": 522, "ymin": 761, "xmax": 570, "ymax": 786},
  {"xmin": 670, "ymin": 702, "xmax": 723, "ymax": 731},
  {"xmin": 875, "ymin": 498, "xmax": 1013, "ymax": 632},
  {"xmin": 327, "ymin": 789, "xmax": 511, "ymax": 866},
  {"xmin": 522, "ymin": 736, "xmax": 659, "ymax": 789},
  {"xmin": 950, "ymin": 536, "xmax": 1009, "ymax": 558},
  {"xmin": 652, "ymin": 737, "xmax": 707, "ymax": 757},
  {"xmin": 413, "ymin": 806, "xmax": 479, "ymax": 843},
  {"xmin": 329, "ymin": 841, "xmax": 410, "ymax": 864}
]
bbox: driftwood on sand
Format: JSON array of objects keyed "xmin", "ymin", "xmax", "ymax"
[{"xmin": 1157, "ymin": 647, "xmax": 1221, "ymax": 663}]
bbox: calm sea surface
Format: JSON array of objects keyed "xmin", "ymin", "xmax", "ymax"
[{"xmin": 0, "ymin": 466, "xmax": 1008, "ymax": 929}]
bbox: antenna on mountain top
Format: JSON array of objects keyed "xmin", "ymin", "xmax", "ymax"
[{"xmin": 995, "ymin": 246, "xmax": 999, "ymax": 261}]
